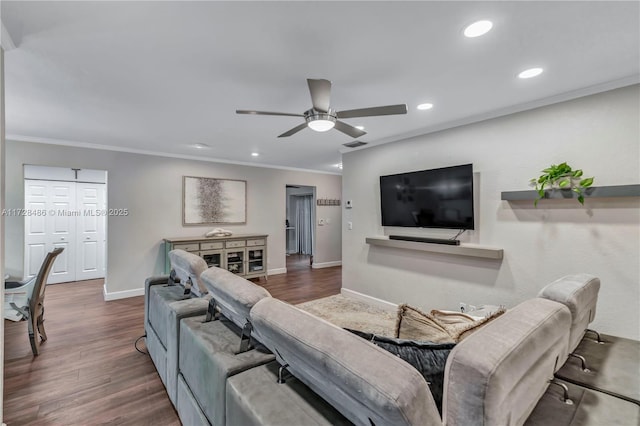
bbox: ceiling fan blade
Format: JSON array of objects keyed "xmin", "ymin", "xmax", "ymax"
[
  {"xmin": 278, "ymin": 122, "xmax": 308, "ymax": 138},
  {"xmin": 336, "ymin": 104, "xmax": 408, "ymax": 119},
  {"xmin": 307, "ymin": 79, "xmax": 332, "ymax": 113},
  {"xmin": 236, "ymin": 110, "xmax": 304, "ymax": 117},
  {"xmin": 334, "ymin": 120, "xmax": 367, "ymax": 138}
]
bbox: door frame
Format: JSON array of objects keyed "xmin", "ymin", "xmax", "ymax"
[
  {"xmin": 285, "ymin": 184, "xmax": 316, "ymax": 265},
  {"xmin": 23, "ymin": 165, "xmax": 108, "ymax": 284}
]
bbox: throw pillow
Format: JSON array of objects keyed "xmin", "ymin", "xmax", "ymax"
[
  {"xmin": 451, "ymin": 308, "xmax": 506, "ymax": 341},
  {"xmin": 346, "ymin": 328, "xmax": 454, "ymax": 415},
  {"xmin": 429, "ymin": 309, "xmax": 477, "ymax": 325},
  {"xmin": 395, "ymin": 304, "xmax": 507, "ymax": 343},
  {"xmin": 395, "ymin": 304, "xmax": 455, "ymax": 343}
]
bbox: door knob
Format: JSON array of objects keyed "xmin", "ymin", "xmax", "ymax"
[{"xmin": 60, "ymin": 237, "xmax": 65, "ymax": 240}]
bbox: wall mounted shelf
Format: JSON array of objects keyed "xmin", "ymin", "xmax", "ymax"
[
  {"xmin": 365, "ymin": 237, "xmax": 503, "ymax": 260},
  {"xmin": 501, "ymin": 184, "xmax": 640, "ymax": 201}
]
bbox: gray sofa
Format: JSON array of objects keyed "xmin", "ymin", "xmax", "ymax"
[{"xmin": 146, "ymin": 256, "xmax": 639, "ymax": 425}]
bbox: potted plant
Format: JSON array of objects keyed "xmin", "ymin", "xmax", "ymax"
[{"xmin": 530, "ymin": 162, "xmax": 594, "ymax": 206}]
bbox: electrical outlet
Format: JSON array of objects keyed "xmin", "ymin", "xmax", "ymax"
[{"xmin": 348, "ymin": 221, "xmax": 353, "ymax": 230}]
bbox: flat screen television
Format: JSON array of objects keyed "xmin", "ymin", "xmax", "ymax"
[{"xmin": 379, "ymin": 164, "xmax": 474, "ymax": 229}]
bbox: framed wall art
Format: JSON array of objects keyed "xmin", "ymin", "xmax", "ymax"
[{"xmin": 183, "ymin": 176, "xmax": 247, "ymax": 225}]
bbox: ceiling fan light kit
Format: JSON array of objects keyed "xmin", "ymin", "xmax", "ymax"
[
  {"xmin": 305, "ymin": 109, "xmax": 336, "ymax": 132},
  {"xmin": 236, "ymin": 78, "xmax": 407, "ymax": 138}
]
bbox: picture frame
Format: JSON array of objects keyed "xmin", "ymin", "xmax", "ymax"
[{"xmin": 183, "ymin": 176, "xmax": 247, "ymax": 225}]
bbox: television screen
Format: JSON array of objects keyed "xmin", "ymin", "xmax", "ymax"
[{"xmin": 379, "ymin": 164, "xmax": 474, "ymax": 229}]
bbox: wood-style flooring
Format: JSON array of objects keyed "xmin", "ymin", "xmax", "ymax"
[{"xmin": 3, "ymin": 255, "xmax": 341, "ymax": 425}]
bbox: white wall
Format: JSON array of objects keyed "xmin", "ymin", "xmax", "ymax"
[
  {"xmin": 1, "ymin": 46, "xmax": 6, "ymax": 424},
  {"xmin": 5, "ymin": 141, "xmax": 342, "ymax": 297},
  {"xmin": 342, "ymin": 85, "xmax": 640, "ymax": 340}
]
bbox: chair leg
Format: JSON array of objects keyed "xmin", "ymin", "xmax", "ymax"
[
  {"xmin": 29, "ymin": 332, "xmax": 38, "ymax": 356},
  {"xmin": 37, "ymin": 314, "xmax": 47, "ymax": 342},
  {"xmin": 28, "ymin": 315, "xmax": 40, "ymax": 356}
]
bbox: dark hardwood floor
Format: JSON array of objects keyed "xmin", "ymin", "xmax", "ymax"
[{"xmin": 3, "ymin": 256, "xmax": 341, "ymax": 425}]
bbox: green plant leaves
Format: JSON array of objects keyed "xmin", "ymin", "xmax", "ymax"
[
  {"xmin": 580, "ymin": 177, "xmax": 594, "ymax": 187},
  {"xmin": 530, "ymin": 162, "xmax": 594, "ymax": 207}
]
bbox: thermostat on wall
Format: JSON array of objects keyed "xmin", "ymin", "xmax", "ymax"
[{"xmin": 345, "ymin": 200, "xmax": 353, "ymax": 209}]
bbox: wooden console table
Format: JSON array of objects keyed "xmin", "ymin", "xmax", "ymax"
[{"xmin": 164, "ymin": 234, "xmax": 268, "ymax": 280}]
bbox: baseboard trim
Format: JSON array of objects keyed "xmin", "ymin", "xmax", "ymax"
[
  {"xmin": 340, "ymin": 288, "xmax": 398, "ymax": 312},
  {"xmin": 268, "ymin": 268, "xmax": 287, "ymax": 276},
  {"xmin": 103, "ymin": 285, "xmax": 145, "ymax": 301},
  {"xmin": 311, "ymin": 261, "xmax": 342, "ymax": 269}
]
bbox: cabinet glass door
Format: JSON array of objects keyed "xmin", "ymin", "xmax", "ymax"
[
  {"xmin": 200, "ymin": 250, "xmax": 222, "ymax": 268},
  {"xmin": 226, "ymin": 249, "xmax": 245, "ymax": 274},
  {"xmin": 247, "ymin": 248, "xmax": 264, "ymax": 273}
]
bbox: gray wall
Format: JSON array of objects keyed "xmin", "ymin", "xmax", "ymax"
[
  {"xmin": 5, "ymin": 142, "xmax": 342, "ymax": 296},
  {"xmin": 342, "ymin": 85, "xmax": 640, "ymax": 339}
]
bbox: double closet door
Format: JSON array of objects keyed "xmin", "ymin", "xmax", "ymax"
[{"xmin": 24, "ymin": 180, "xmax": 106, "ymax": 284}]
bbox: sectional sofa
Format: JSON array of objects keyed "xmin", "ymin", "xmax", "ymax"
[{"xmin": 144, "ymin": 250, "xmax": 639, "ymax": 425}]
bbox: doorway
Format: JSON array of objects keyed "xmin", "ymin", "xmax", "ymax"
[
  {"xmin": 23, "ymin": 165, "xmax": 107, "ymax": 284},
  {"xmin": 285, "ymin": 185, "xmax": 315, "ymax": 268}
]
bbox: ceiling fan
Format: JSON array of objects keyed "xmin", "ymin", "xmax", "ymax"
[{"xmin": 236, "ymin": 79, "xmax": 407, "ymax": 138}]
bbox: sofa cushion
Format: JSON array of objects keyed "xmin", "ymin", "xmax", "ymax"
[
  {"xmin": 346, "ymin": 328, "xmax": 454, "ymax": 415},
  {"xmin": 179, "ymin": 315, "xmax": 275, "ymax": 426},
  {"xmin": 168, "ymin": 249, "xmax": 209, "ymax": 296},
  {"xmin": 537, "ymin": 273, "xmax": 600, "ymax": 353},
  {"xmin": 443, "ymin": 298, "xmax": 571, "ymax": 426},
  {"xmin": 226, "ymin": 361, "xmax": 352, "ymax": 426},
  {"xmin": 201, "ymin": 266, "xmax": 271, "ymax": 329},
  {"xmin": 250, "ymin": 297, "xmax": 442, "ymax": 426},
  {"xmin": 148, "ymin": 284, "xmax": 192, "ymax": 348}
]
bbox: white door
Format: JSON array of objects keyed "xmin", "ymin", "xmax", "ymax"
[
  {"xmin": 24, "ymin": 179, "xmax": 106, "ymax": 283},
  {"xmin": 24, "ymin": 180, "xmax": 76, "ymax": 284},
  {"xmin": 75, "ymin": 183, "xmax": 106, "ymax": 280}
]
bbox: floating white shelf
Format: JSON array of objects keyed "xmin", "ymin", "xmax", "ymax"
[
  {"xmin": 501, "ymin": 184, "xmax": 640, "ymax": 201},
  {"xmin": 365, "ymin": 237, "xmax": 503, "ymax": 260}
]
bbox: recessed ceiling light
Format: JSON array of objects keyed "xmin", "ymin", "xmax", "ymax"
[
  {"xmin": 518, "ymin": 67, "xmax": 544, "ymax": 79},
  {"xmin": 190, "ymin": 143, "xmax": 210, "ymax": 150},
  {"xmin": 251, "ymin": 152, "xmax": 259, "ymax": 157},
  {"xmin": 355, "ymin": 126, "xmax": 365, "ymax": 130},
  {"xmin": 417, "ymin": 103, "xmax": 434, "ymax": 111},
  {"xmin": 464, "ymin": 20, "xmax": 493, "ymax": 38}
]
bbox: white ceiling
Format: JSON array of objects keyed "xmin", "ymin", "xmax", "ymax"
[{"xmin": 2, "ymin": 1, "xmax": 639, "ymax": 174}]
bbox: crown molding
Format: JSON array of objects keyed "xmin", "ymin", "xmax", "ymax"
[
  {"xmin": 339, "ymin": 75, "xmax": 640, "ymax": 154},
  {"xmin": 5, "ymin": 134, "xmax": 341, "ymax": 176}
]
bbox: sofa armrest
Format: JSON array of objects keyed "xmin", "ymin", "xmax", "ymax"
[{"xmin": 443, "ymin": 298, "xmax": 571, "ymax": 426}]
